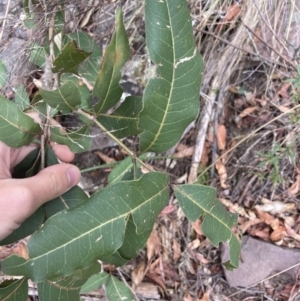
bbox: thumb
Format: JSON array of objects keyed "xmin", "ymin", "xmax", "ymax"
[
  {"xmin": 0, "ymin": 164, "xmax": 81, "ymax": 240},
  {"xmin": 21, "ymin": 164, "xmax": 81, "ymax": 210}
]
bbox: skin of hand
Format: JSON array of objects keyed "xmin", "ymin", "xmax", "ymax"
[{"xmin": 0, "ymin": 141, "xmax": 81, "ymax": 241}]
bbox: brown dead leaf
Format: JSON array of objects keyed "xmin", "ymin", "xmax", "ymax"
[
  {"xmin": 200, "ymin": 141, "xmax": 210, "ymax": 166},
  {"xmin": 249, "ymin": 226, "xmax": 270, "ymax": 240},
  {"xmin": 145, "ymin": 271, "xmax": 167, "ymax": 293},
  {"xmin": 277, "ymin": 105, "xmax": 291, "ymax": 113},
  {"xmin": 286, "ymin": 174, "xmax": 300, "ymax": 197},
  {"xmin": 132, "ymin": 262, "xmax": 146, "ymax": 290},
  {"xmin": 158, "ymin": 204, "xmax": 175, "ymax": 217},
  {"xmin": 147, "ymin": 229, "xmax": 160, "ymax": 260},
  {"xmin": 270, "ymin": 224, "xmax": 286, "ymax": 242},
  {"xmin": 217, "ymin": 124, "xmax": 226, "ymax": 150},
  {"xmin": 199, "ymin": 290, "xmax": 211, "ymax": 301},
  {"xmin": 188, "ymin": 239, "xmax": 200, "ymax": 250},
  {"xmin": 225, "ymin": 3, "xmax": 241, "ymax": 21},
  {"xmin": 194, "ymin": 252, "xmax": 210, "ymax": 264},
  {"xmin": 183, "ymin": 293, "xmax": 193, "ymax": 301},
  {"xmin": 239, "ymin": 106, "xmax": 259, "ymax": 118},
  {"xmin": 215, "ymin": 3, "xmax": 241, "ymax": 34},
  {"xmin": 174, "ymin": 145, "xmax": 194, "ymax": 158},
  {"xmin": 277, "ymin": 82, "xmax": 291, "ymax": 99},
  {"xmin": 94, "ymin": 151, "xmax": 116, "ymax": 163},
  {"xmin": 172, "ymin": 239, "xmax": 181, "ymax": 262},
  {"xmin": 192, "ymin": 219, "xmax": 204, "ymax": 236},
  {"xmin": 215, "ymin": 159, "xmax": 229, "ymax": 188},
  {"xmin": 255, "ymin": 199, "xmax": 295, "ymax": 215}
]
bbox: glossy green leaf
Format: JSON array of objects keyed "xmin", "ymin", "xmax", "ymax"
[
  {"xmin": 174, "ymin": 184, "xmax": 240, "ymax": 268},
  {"xmin": 45, "ymin": 186, "xmax": 89, "ymax": 218},
  {"xmin": 92, "ymin": 8, "xmax": 130, "ymax": 114},
  {"xmin": 0, "ymin": 278, "xmax": 28, "ymax": 301},
  {"xmin": 80, "ymin": 273, "xmax": 109, "ymax": 294},
  {"xmin": 0, "ymin": 96, "xmax": 42, "ymax": 148},
  {"xmin": 106, "ymin": 275, "xmax": 134, "ymax": 301},
  {"xmin": 50, "ymin": 123, "xmax": 92, "ymax": 153},
  {"xmin": 40, "ymin": 81, "xmax": 81, "ymax": 113},
  {"xmin": 0, "ymin": 59, "xmax": 7, "ymax": 88},
  {"xmin": 98, "ymin": 96, "xmax": 142, "ymax": 138},
  {"xmin": 138, "ymin": 0, "xmax": 203, "ymax": 153},
  {"xmin": 67, "ymin": 31, "xmax": 102, "ymax": 85},
  {"xmin": 52, "ymin": 40, "xmax": 91, "ymax": 74},
  {"xmin": 1, "ymin": 173, "xmax": 169, "ymax": 282},
  {"xmin": 15, "ymin": 85, "xmax": 30, "ymax": 111},
  {"xmin": 37, "ymin": 263, "xmax": 100, "ymax": 301}
]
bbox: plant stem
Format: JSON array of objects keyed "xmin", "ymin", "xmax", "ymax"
[{"xmin": 77, "ymin": 109, "xmax": 154, "ymax": 172}]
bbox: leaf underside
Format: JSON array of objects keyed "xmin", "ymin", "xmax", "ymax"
[{"xmin": 138, "ymin": 0, "xmax": 203, "ymax": 153}]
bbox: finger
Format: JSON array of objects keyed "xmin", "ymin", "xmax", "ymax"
[{"xmin": 50, "ymin": 143, "xmax": 75, "ymax": 162}]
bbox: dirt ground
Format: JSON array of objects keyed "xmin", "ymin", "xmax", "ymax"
[{"xmin": 1, "ymin": 0, "xmax": 300, "ymax": 300}]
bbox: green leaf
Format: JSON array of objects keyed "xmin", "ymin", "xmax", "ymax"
[
  {"xmin": 61, "ymin": 73, "xmax": 91, "ymax": 110},
  {"xmin": 0, "ymin": 96, "xmax": 42, "ymax": 148},
  {"xmin": 37, "ymin": 263, "xmax": 100, "ymax": 301},
  {"xmin": 174, "ymin": 184, "xmax": 240, "ymax": 268},
  {"xmin": 0, "ymin": 206, "xmax": 45, "ymax": 246},
  {"xmin": 52, "ymin": 40, "xmax": 91, "ymax": 74},
  {"xmin": 50, "ymin": 123, "xmax": 92, "ymax": 153},
  {"xmin": 28, "ymin": 43, "xmax": 46, "ymax": 67},
  {"xmin": 106, "ymin": 275, "xmax": 134, "ymax": 301},
  {"xmin": 98, "ymin": 96, "xmax": 143, "ymax": 138},
  {"xmin": 102, "ymin": 216, "xmax": 152, "ymax": 266},
  {"xmin": 67, "ymin": 31, "xmax": 102, "ymax": 85},
  {"xmin": 45, "ymin": 186, "xmax": 89, "ymax": 218},
  {"xmin": 12, "ymin": 148, "xmax": 40, "ymax": 179},
  {"xmin": 138, "ymin": 0, "xmax": 203, "ymax": 153},
  {"xmin": 92, "ymin": 8, "xmax": 130, "ymax": 114},
  {"xmin": 80, "ymin": 273, "xmax": 109, "ymax": 294},
  {"xmin": 40, "ymin": 80, "xmax": 81, "ymax": 113},
  {"xmin": 0, "ymin": 59, "xmax": 7, "ymax": 88},
  {"xmin": 108, "ymin": 154, "xmax": 148, "ymax": 185},
  {"xmin": 0, "ymin": 278, "xmax": 28, "ymax": 301},
  {"xmin": 1, "ymin": 172, "xmax": 169, "ymax": 282},
  {"xmin": 15, "ymin": 85, "xmax": 30, "ymax": 111}
]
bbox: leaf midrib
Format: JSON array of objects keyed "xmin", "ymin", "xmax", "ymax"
[{"xmin": 143, "ymin": 0, "xmax": 175, "ymax": 152}]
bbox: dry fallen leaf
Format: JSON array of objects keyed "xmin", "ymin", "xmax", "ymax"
[
  {"xmin": 277, "ymin": 82, "xmax": 291, "ymax": 99},
  {"xmin": 239, "ymin": 106, "xmax": 259, "ymax": 118},
  {"xmin": 172, "ymin": 239, "xmax": 181, "ymax": 263},
  {"xmin": 217, "ymin": 124, "xmax": 226, "ymax": 150},
  {"xmin": 199, "ymin": 290, "xmax": 211, "ymax": 301},
  {"xmin": 94, "ymin": 151, "xmax": 116, "ymax": 163},
  {"xmin": 255, "ymin": 199, "xmax": 295, "ymax": 215},
  {"xmin": 215, "ymin": 159, "xmax": 229, "ymax": 189},
  {"xmin": 132, "ymin": 261, "xmax": 146, "ymax": 290},
  {"xmin": 174, "ymin": 145, "xmax": 194, "ymax": 158},
  {"xmin": 147, "ymin": 228, "xmax": 160, "ymax": 260},
  {"xmin": 286, "ymin": 174, "xmax": 300, "ymax": 197},
  {"xmin": 183, "ymin": 293, "xmax": 193, "ymax": 301}
]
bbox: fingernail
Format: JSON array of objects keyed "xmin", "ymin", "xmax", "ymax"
[{"xmin": 66, "ymin": 166, "xmax": 80, "ymax": 187}]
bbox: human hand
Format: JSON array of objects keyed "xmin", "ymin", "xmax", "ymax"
[{"xmin": 0, "ymin": 141, "xmax": 81, "ymax": 241}]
